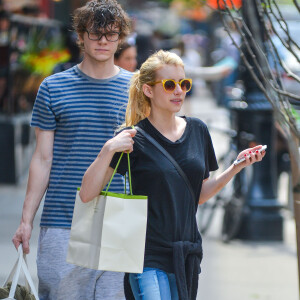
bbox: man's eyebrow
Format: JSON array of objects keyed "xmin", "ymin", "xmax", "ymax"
[{"xmin": 89, "ymin": 23, "xmax": 119, "ymax": 33}]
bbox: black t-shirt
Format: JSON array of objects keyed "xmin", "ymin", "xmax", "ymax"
[{"xmin": 110, "ymin": 117, "xmax": 218, "ymax": 273}]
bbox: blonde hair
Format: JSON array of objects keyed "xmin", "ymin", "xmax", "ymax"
[{"xmin": 123, "ymin": 50, "xmax": 184, "ymax": 127}]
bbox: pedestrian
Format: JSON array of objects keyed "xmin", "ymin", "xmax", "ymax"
[
  {"xmin": 170, "ymin": 36, "xmax": 233, "ymax": 115},
  {"xmin": 79, "ymin": 50, "xmax": 266, "ymax": 300},
  {"xmin": 12, "ymin": 1, "xmax": 131, "ymax": 299},
  {"xmin": 114, "ymin": 41, "xmax": 137, "ymax": 72}
]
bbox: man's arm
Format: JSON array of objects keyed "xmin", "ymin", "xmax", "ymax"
[{"xmin": 12, "ymin": 128, "xmax": 54, "ymax": 254}]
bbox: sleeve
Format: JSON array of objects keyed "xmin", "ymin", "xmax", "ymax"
[
  {"xmin": 204, "ymin": 126, "xmax": 219, "ymax": 179},
  {"xmin": 30, "ymin": 79, "xmax": 56, "ymax": 130},
  {"xmin": 115, "ymin": 74, "xmax": 131, "ymax": 129},
  {"xmin": 115, "ymin": 104, "xmax": 126, "ymax": 129}
]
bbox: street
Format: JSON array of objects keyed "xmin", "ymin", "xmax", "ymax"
[{"xmin": 0, "ymin": 83, "xmax": 298, "ymax": 300}]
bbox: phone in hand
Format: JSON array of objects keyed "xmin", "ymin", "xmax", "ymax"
[{"xmin": 233, "ymin": 145, "xmax": 267, "ymax": 166}]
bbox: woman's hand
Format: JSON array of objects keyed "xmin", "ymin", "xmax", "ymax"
[
  {"xmin": 80, "ymin": 128, "xmax": 137, "ymax": 203},
  {"xmin": 106, "ymin": 128, "xmax": 136, "ymax": 154},
  {"xmin": 199, "ymin": 145, "xmax": 266, "ymax": 204},
  {"xmin": 234, "ymin": 145, "xmax": 266, "ymax": 171}
]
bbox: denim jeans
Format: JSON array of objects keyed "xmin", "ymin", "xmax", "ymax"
[{"xmin": 129, "ymin": 267, "xmax": 179, "ymax": 300}]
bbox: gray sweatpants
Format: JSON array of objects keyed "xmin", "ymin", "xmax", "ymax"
[{"xmin": 37, "ymin": 227, "xmax": 125, "ymax": 300}]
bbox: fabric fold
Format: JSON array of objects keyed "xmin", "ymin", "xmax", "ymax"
[
  {"xmin": 124, "ymin": 238, "xmax": 203, "ymax": 300},
  {"xmin": 173, "ymin": 240, "xmax": 203, "ymax": 300}
]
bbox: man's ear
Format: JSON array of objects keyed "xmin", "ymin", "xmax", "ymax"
[
  {"xmin": 142, "ymin": 84, "xmax": 153, "ymax": 98},
  {"xmin": 78, "ymin": 32, "xmax": 84, "ymax": 42},
  {"xmin": 118, "ymin": 37, "xmax": 124, "ymax": 46},
  {"xmin": 78, "ymin": 33, "xmax": 84, "ymax": 47}
]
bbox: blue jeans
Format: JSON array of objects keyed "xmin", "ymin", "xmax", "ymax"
[{"xmin": 129, "ymin": 268, "xmax": 179, "ymax": 300}]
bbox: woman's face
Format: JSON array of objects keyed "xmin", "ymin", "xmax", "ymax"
[
  {"xmin": 115, "ymin": 46, "xmax": 137, "ymax": 72},
  {"xmin": 146, "ymin": 64, "xmax": 186, "ymax": 115}
]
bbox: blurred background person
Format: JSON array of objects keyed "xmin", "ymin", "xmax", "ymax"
[
  {"xmin": 53, "ymin": 26, "xmax": 82, "ymax": 74},
  {"xmin": 114, "ymin": 41, "xmax": 137, "ymax": 72},
  {"xmin": 210, "ymin": 19, "xmax": 241, "ymax": 107},
  {"xmin": 171, "ymin": 34, "xmax": 234, "ymax": 114}
]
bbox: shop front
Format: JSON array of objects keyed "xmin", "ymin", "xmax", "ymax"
[{"xmin": 0, "ymin": 8, "xmax": 70, "ymax": 183}]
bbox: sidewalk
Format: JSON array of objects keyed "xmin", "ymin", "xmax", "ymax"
[
  {"xmin": 0, "ymin": 179, "xmax": 42, "ymax": 288},
  {"xmin": 0, "ymin": 83, "xmax": 298, "ymax": 300}
]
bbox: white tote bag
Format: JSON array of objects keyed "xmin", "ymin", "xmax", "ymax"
[
  {"xmin": 1, "ymin": 244, "xmax": 39, "ymax": 300},
  {"xmin": 67, "ymin": 152, "xmax": 148, "ymax": 273}
]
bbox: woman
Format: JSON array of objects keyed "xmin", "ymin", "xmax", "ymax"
[
  {"xmin": 114, "ymin": 41, "xmax": 137, "ymax": 72},
  {"xmin": 80, "ymin": 50, "xmax": 265, "ymax": 300}
]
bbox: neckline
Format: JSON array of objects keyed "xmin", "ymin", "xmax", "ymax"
[
  {"xmin": 144, "ymin": 116, "xmax": 190, "ymax": 145},
  {"xmin": 75, "ymin": 65, "xmax": 121, "ymax": 83}
]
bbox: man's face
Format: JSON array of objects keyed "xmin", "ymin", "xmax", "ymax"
[{"xmin": 79, "ymin": 24, "xmax": 121, "ymax": 64}]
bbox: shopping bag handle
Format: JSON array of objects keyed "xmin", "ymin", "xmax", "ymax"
[
  {"xmin": 104, "ymin": 152, "xmax": 132, "ymax": 195},
  {"xmin": 3, "ymin": 245, "xmax": 39, "ymax": 300},
  {"xmin": 6, "ymin": 245, "xmax": 23, "ymax": 299}
]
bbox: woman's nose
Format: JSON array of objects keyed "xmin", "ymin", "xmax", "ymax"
[{"xmin": 174, "ymin": 83, "xmax": 183, "ymax": 94}]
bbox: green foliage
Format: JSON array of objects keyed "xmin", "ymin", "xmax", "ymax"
[
  {"xmin": 276, "ymin": 0, "xmax": 295, "ymax": 4},
  {"xmin": 291, "ymin": 107, "xmax": 300, "ymax": 129},
  {"xmin": 18, "ymin": 26, "xmax": 70, "ymax": 76}
]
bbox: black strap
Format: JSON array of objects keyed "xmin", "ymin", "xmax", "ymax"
[{"xmin": 136, "ymin": 126, "xmax": 197, "ymax": 203}]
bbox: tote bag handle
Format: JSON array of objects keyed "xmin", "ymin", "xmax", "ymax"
[
  {"xmin": 3, "ymin": 244, "xmax": 39, "ymax": 300},
  {"xmin": 103, "ymin": 152, "xmax": 132, "ymax": 196}
]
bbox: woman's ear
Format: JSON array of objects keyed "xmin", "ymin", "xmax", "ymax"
[{"xmin": 142, "ymin": 84, "xmax": 153, "ymax": 98}]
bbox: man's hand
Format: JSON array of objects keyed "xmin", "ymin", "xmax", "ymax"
[{"xmin": 12, "ymin": 222, "xmax": 33, "ymax": 254}]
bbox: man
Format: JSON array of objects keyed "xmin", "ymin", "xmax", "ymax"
[{"xmin": 12, "ymin": 1, "xmax": 131, "ymax": 299}]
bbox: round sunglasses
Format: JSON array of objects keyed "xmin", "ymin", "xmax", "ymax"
[{"xmin": 148, "ymin": 78, "xmax": 192, "ymax": 93}]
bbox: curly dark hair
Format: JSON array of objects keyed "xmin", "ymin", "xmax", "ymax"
[{"xmin": 73, "ymin": 0, "xmax": 131, "ymax": 40}]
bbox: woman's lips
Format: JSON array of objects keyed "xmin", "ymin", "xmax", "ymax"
[{"xmin": 170, "ymin": 98, "xmax": 182, "ymax": 103}]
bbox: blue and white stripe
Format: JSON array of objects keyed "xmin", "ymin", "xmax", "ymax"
[{"xmin": 31, "ymin": 65, "xmax": 132, "ymax": 228}]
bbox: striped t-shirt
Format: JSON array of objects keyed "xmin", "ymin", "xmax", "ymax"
[{"xmin": 31, "ymin": 65, "xmax": 132, "ymax": 228}]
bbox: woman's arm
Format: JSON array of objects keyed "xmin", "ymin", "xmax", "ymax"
[
  {"xmin": 79, "ymin": 128, "xmax": 136, "ymax": 203},
  {"xmin": 199, "ymin": 145, "xmax": 266, "ymax": 205}
]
